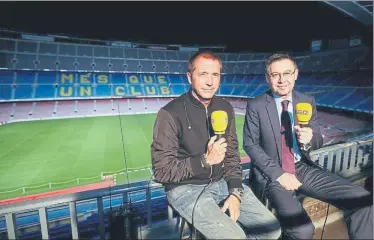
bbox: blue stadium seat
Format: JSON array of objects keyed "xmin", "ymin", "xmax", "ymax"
[
  {"xmin": 77, "ymin": 57, "xmax": 94, "ymax": 71},
  {"xmin": 109, "ymin": 59, "xmax": 125, "ymax": 72},
  {"xmin": 165, "ymin": 51, "xmax": 178, "ymax": 61},
  {"xmin": 77, "ymin": 45, "xmax": 93, "ymax": 57},
  {"xmin": 111, "ymin": 74, "xmax": 125, "ymax": 84},
  {"xmin": 39, "ymin": 42, "xmax": 58, "ymax": 55},
  {"xmin": 322, "ymin": 88, "xmax": 356, "ymax": 106},
  {"xmin": 96, "ymin": 85, "xmax": 112, "ymax": 97},
  {"xmin": 152, "ymin": 50, "xmax": 165, "ymax": 60},
  {"xmin": 153, "ymin": 61, "xmax": 167, "ymax": 72},
  {"xmin": 0, "ymin": 71, "xmax": 15, "ymax": 84},
  {"xmin": 250, "ymin": 85, "xmax": 269, "ymax": 97},
  {"xmin": 38, "ymin": 55, "xmax": 58, "ymax": 70},
  {"xmin": 125, "ymin": 60, "xmax": 140, "ymax": 72},
  {"xmin": 232, "ymin": 85, "xmax": 246, "ymax": 96},
  {"xmin": 14, "ymin": 85, "xmax": 33, "ymax": 99},
  {"xmin": 171, "ymin": 84, "xmax": 186, "ymax": 95},
  {"xmin": 222, "ymin": 75, "xmax": 234, "ymax": 84},
  {"xmin": 168, "ymin": 75, "xmax": 186, "ymax": 84},
  {"xmin": 35, "ymin": 85, "xmax": 55, "ymax": 98},
  {"xmin": 59, "ymin": 44, "xmax": 76, "ymax": 56},
  {"xmin": 138, "ymin": 49, "xmax": 152, "ymax": 59},
  {"xmin": 124, "ymin": 48, "xmax": 138, "ymax": 59},
  {"xmin": 140, "ymin": 60, "xmax": 155, "ymax": 72},
  {"xmin": 15, "ymin": 54, "xmax": 37, "ymax": 70},
  {"xmin": 94, "ymin": 58, "xmax": 110, "ymax": 72},
  {"xmin": 0, "ymin": 85, "xmax": 12, "ymax": 100},
  {"xmin": 355, "ymin": 97, "xmax": 373, "ymax": 112},
  {"xmin": 167, "ymin": 61, "xmax": 181, "ymax": 73},
  {"xmin": 94, "ymin": 47, "xmax": 108, "ymax": 59},
  {"xmin": 339, "ymin": 88, "xmax": 372, "ymax": 110},
  {"xmin": 16, "ymin": 72, "xmax": 36, "ymax": 84},
  {"xmin": 57, "ymin": 56, "xmax": 76, "ymax": 71},
  {"xmin": 219, "ymin": 84, "xmax": 233, "ymax": 95},
  {"xmin": 232, "ymin": 75, "xmax": 245, "ymax": 85}
]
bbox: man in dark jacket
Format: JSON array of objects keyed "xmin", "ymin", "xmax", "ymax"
[{"xmin": 151, "ymin": 51, "xmax": 281, "ymax": 239}]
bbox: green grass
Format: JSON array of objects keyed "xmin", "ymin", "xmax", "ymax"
[{"xmin": 0, "ymin": 114, "xmax": 246, "ymax": 200}]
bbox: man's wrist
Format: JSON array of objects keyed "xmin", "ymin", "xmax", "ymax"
[
  {"xmin": 201, "ymin": 153, "xmax": 211, "ymax": 169},
  {"xmin": 229, "ymin": 188, "xmax": 244, "ymax": 200},
  {"xmin": 230, "ymin": 193, "xmax": 242, "ymax": 203},
  {"xmin": 300, "ymin": 142, "xmax": 312, "ymax": 152}
]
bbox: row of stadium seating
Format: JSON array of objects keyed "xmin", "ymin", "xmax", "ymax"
[
  {"xmin": 0, "ymin": 71, "xmax": 372, "ymax": 113},
  {"xmin": 0, "ymin": 85, "xmax": 371, "ymax": 112},
  {"xmin": 0, "ymin": 71, "xmax": 372, "ymax": 86},
  {"xmin": 1, "ymin": 38, "xmax": 372, "ymax": 73}
]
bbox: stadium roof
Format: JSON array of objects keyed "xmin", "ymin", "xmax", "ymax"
[
  {"xmin": 0, "ymin": 1, "xmax": 372, "ymax": 52},
  {"xmin": 323, "ymin": 1, "xmax": 373, "ymax": 25}
]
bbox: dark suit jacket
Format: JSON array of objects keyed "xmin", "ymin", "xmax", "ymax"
[{"xmin": 243, "ymin": 89, "xmax": 323, "ymax": 196}]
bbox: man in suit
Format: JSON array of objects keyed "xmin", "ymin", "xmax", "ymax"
[{"xmin": 243, "ymin": 53, "xmax": 373, "ymax": 239}]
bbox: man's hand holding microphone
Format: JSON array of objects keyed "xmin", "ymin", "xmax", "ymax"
[
  {"xmin": 204, "ymin": 135, "xmax": 227, "ymax": 165},
  {"xmin": 277, "ymin": 103, "xmax": 314, "ymax": 191},
  {"xmin": 202, "ymin": 111, "xmax": 241, "ymax": 223}
]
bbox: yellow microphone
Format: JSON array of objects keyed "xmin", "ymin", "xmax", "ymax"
[
  {"xmin": 211, "ymin": 111, "xmax": 228, "ymax": 140},
  {"xmin": 295, "ymin": 103, "xmax": 312, "ymax": 128}
]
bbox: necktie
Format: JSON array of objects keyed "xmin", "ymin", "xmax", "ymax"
[{"xmin": 281, "ymin": 100, "xmax": 296, "ymax": 174}]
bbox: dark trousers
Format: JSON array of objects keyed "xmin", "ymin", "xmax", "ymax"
[{"xmin": 265, "ymin": 161, "xmax": 373, "ymax": 239}]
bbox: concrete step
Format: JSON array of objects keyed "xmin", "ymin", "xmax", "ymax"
[{"xmin": 313, "ymin": 210, "xmax": 348, "ymax": 239}]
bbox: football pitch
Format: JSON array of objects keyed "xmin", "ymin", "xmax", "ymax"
[{"xmin": 0, "ymin": 114, "xmax": 246, "ymax": 200}]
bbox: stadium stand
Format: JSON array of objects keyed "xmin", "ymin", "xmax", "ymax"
[{"xmin": 0, "ymin": 34, "xmax": 372, "ymax": 240}]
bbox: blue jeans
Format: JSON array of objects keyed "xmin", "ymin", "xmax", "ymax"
[{"xmin": 167, "ymin": 179, "xmax": 281, "ymax": 239}]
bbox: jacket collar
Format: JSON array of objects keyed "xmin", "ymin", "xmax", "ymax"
[
  {"xmin": 185, "ymin": 87, "xmax": 216, "ymax": 109},
  {"xmin": 265, "ymin": 89, "xmax": 299, "ymax": 104}
]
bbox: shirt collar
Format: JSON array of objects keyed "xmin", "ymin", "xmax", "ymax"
[{"xmin": 272, "ymin": 91, "xmax": 293, "ymax": 104}]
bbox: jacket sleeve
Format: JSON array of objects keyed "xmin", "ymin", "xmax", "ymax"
[
  {"xmin": 309, "ymin": 96, "xmax": 323, "ymax": 151},
  {"xmin": 151, "ymin": 108, "xmax": 207, "ymax": 183},
  {"xmin": 243, "ymin": 100, "xmax": 285, "ymax": 182},
  {"xmin": 222, "ymin": 108, "xmax": 243, "ymax": 191}
]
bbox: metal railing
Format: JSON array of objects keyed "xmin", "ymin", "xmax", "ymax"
[
  {"xmin": 0, "ymin": 139, "xmax": 372, "ymax": 239},
  {"xmin": 310, "ymin": 139, "xmax": 373, "ymax": 179}
]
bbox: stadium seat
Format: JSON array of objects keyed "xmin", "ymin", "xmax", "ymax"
[
  {"xmin": 125, "ymin": 60, "xmax": 140, "ymax": 72},
  {"xmin": 93, "ymin": 46, "xmax": 109, "ymax": 58},
  {"xmin": 138, "ymin": 49, "xmax": 152, "ymax": 59},
  {"xmin": 38, "ymin": 55, "xmax": 58, "ymax": 70},
  {"xmin": 124, "ymin": 48, "xmax": 139, "ymax": 59},
  {"xmin": 165, "ymin": 51, "xmax": 178, "ymax": 61},
  {"xmin": 152, "ymin": 50, "xmax": 166, "ymax": 60},
  {"xmin": 15, "ymin": 54, "xmax": 37, "ymax": 70},
  {"xmin": 94, "ymin": 58, "xmax": 110, "ymax": 72},
  {"xmin": 57, "ymin": 56, "xmax": 76, "ymax": 71},
  {"xmin": 59, "ymin": 44, "xmax": 76, "ymax": 56},
  {"xmin": 109, "ymin": 47, "xmax": 124, "ymax": 58},
  {"xmin": 140, "ymin": 60, "xmax": 155, "ymax": 72}
]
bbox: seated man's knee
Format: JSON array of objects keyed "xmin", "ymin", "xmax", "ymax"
[
  {"xmin": 284, "ymin": 221, "xmax": 315, "ymax": 239},
  {"xmin": 269, "ymin": 222, "xmax": 282, "ymax": 240}
]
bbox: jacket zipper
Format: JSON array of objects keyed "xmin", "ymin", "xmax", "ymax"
[
  {"xmin": 205, "ymin": 107, "xmax": 213, "ymax": 178},
  {"xmin": 205, "ymin": 107, "xmax": 210, "ymax": 138}
]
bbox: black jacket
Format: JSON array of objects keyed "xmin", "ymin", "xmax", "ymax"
[{"xmin": 151, "ymin": 89, "xmax": 243, "ymax": 192}]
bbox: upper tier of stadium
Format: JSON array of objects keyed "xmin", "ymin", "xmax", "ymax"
[
  {"xmin": 0, "ymin": 33, "xmax": 373, "ymax": 114},
  {"xmin": 0, "ymin": 36, "xmax": 372, "ymax": 73}
]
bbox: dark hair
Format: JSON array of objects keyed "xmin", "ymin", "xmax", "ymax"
[
  {"xmin": 265, "ymin": 53, "xmax": 298, "ymax": 74},
  {"xmin": 188, "ymin": 50, "xmax": 223, "ymax": 73}
]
